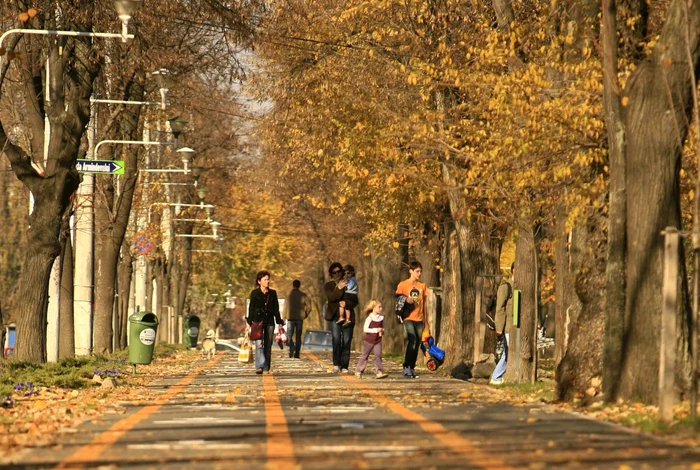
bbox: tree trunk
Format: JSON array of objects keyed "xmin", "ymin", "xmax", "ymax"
[
  {"xmin": 505, "ymin": 225, "xmax": 538, "ymax": 383},
  {"xmin": 93, "ymin": 219, "xmax": 119, "ymax": 354},
  {"xmin": 440, "ymin": 226, "xmax": 463, "ymax": 365},
  {"xmin": 601, "ymin": 0, "xmax": 628, "ymax": 402},
  {"xmin": 619, "ymin": 0, "xmax": 700, "ymax": 403},
  {"xmin": 116, "ymin": 240, "xmax": 133, "ymax": 350},
  {"xmin": 441, "ymin": 164, "xmax": 484, "ymax": 363},
  {"xmin": 177, "ymin": 237, "xmax": 193, "ymax": 318},
  {"xmin": 2, "ymin": 19, "xmax": 98, "ymax": 362},
  {"xmin": 554, "ymin": 209, "xmax": 569, "ymax": 368},
  {"xmin": 59, "ymin": 213, "xmax": 75, "ymax": 359},
  {"xmin": 368, "ymin": 244, "xmax": 403, "ymax": 354},
  {"xmin": 152, "ymin": 255, "xmax": 166, "ymax": 342},
  {"xmin": 556, "ymin": 216, "xmax": 606, "ymax": 401}
]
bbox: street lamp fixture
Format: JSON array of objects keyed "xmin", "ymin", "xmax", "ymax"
[
  {"xmin": 174, "ymin": 220, "xmax": 223, "ymax": 240},
  {"xmin": 113, "ymin": 0, "xmax": 143, "ymax": 41},
  {"xmin": 210, "ymin": 221, "xmax": 222, "ymax": 238},
  {"xmin": 168, "ymin": 116, "xmax": 188, "ymax": 140},
  {"xmin": 152, "ymin": 68, "xmax": 173, "ymax": 110},
  {"xmin": 191, "ymin": 165, "xmax": 204, "ymax": 181},
  {"xmin": 197, "ymin": 186, "xmax": 210, "ymax": 203},
  {"xmin": 177, "ymin": 147, "xmax": 195, "ymax": 171}
]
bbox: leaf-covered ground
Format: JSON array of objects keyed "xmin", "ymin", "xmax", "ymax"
[
  {"xmin": 2, "ymin": 348, "xmax": 699, "ymax": 463},
  {"xmin": 0, "ymin": 345, "xmax": 195, "ymax": 460}
]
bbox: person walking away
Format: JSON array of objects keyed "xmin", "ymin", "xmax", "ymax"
[
  {"xmin": 324, "ymin": 262, "xmax": 355, "ymax": 373},
  {"xmin": 247, "ymin": 271, "xmax": 283, "ymax": 374},
  {"xmin": 336, "ymin": 265, "xmax": 358, "ymax": 326},
  {"xmin": 355, "ymin": 299, "xmax": 388, "ymax": 379},
  {"xmin": 396, "ymin": 261, "xmax": 430, "ymax": 379},
  {"xmin": 285, "ymin": 279, "xmax": 311, "ymax": 359},
  {"xmin": 490, "ymin": 263, "xmax": 514, "ymax": 385}
]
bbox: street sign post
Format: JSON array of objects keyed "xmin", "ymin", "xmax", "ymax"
[{"xmin": 76, "ymin": 159, "xmax": 125, "ymax": 175}]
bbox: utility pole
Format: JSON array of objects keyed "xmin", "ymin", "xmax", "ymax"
[{"xmin": 73, "ymin": 100, "xmax": 97, "ymax": 356}]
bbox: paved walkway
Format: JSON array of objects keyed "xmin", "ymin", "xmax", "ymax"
[{"xmin": 3, "ymin": 350, "xmax": 700, "ymax": 469}]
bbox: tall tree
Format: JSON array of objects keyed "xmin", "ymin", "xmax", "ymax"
[{"xmin": 1, "ymin": 2, "xmax": 103, "ymax": 363}]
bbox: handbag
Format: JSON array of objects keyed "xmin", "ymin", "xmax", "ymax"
[
  {"xmin": 249, "ymin": 321, "xmax": 263, "ymax": 341},
  {"xmin": 249, "ymin": 292, "xmax": 270, "ymax": 341},
  {"xmin": 238, "ymin": 335, "xmax": 252, "ymax": 363}
]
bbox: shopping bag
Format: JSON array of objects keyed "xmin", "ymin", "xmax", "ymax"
[{"xmin": 238, "ymin": 336, "xmax": 252, "ymax": 363}]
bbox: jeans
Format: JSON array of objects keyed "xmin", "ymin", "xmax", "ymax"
[
  {"xmin": 286, "ymin": 320, "xmax": 303, "ymax": 358},
  {"xmin": 356, "ymin": 341, "xmax": 383, "ymax": 374},
  {"xmin": 254, "ymin": 324, "xmax": 275, "ymax": 371},
  {"xmin": 491, "ymin": 333, "xmax": 509, "ymax": 381},
  {"xmin": 331, "ymin": 320, "xmax": 353, "ymax": 370},
  {"xmin": 403, "ymin": 321, "xmax": 424, "ymax": 369}
]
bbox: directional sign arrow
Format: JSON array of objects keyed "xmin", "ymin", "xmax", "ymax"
[{"xmin": 76, "ymin": 159, "xmax": 125, "ymax": 175}]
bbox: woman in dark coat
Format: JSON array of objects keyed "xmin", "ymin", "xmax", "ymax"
[{"xmin": 247, "ymin": 270, "xmax": 283, "ymax": 374}]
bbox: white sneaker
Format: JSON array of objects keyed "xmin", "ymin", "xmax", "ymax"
[
  {"xmin": 341, "ymin": 368, "xmax": 349, "ymax": 374},
  {"xmin": 490, "ymin": 378, "xmax": 504, "ymax": 385},
  {"xmin": 375, "ymin": 372, "xmax": 388, "ymax": 379},
  {"xmin": 332, "ymin": 366, "xmax": 340, "ymax": 373},
  {"xmin": 355, "ymin": 372, "xmax": 362, "ymax": 379}
]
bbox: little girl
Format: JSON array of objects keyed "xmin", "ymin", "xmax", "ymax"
[{"xmin": 355, "ymin": 299, "xmax": 388, "ymax": 379}]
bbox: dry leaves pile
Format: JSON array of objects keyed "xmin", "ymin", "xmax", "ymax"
[{"xmin": 0, "ymin": 350, "xmax": 199, "ymax": 460}]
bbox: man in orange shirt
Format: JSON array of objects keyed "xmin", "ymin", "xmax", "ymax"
[{"xmin": 395, "ymin": 261, "xmax": 431, "ymax": 378}]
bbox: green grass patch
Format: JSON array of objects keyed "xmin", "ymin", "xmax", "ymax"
[
  {"xmin": 0, "ymin": 342, "xmax": 184, "ymax": 399},
  {"xmin": 614, "ymin": 412, "xmax": 700, "ymax": 435},
  {"xmin": 0, "ymin": 355, "xmax": 130, "ymax": 398},
  {"xmin": 501, "ymin": 380, "xmax": 555, "ymax": 401}
]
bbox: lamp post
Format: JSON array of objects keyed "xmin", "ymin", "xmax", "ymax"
[
  {"xmin": 139, "ymin": 147, "xmax": 194, "ymax": 174},
  {"xmin": 176, "ymin": 221, "xmax": 223, "ymax": 240},
  {"xmin": 0, "ymin": 0, "xmax": 141, "ymax": 62}
]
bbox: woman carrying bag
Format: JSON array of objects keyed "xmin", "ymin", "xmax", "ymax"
[{"xmin": 247, "ymin": 270, "xmax": 283, "ymax": 374}]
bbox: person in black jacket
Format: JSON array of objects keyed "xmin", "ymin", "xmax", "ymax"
[
  {"xmin": 324, "ymin": 262, "xmax": 355, "ymax": 373},
  {"xmin": 247, "ymin": 270, "xmax": 283, "ymax": 374}
]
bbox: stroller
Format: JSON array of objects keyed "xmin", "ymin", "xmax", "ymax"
[{"xmin": 420, "ymin": 336, "xmax": 445, "ymax": 371}]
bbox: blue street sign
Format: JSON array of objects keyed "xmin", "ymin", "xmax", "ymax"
[{"xmin": 76, "ymin": 159, "xmax": 125, "ymax": 175}]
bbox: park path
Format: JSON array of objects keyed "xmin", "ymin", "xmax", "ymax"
[{"xmin": 3, "ymin": 350, "xmax": 699, "ymax": 469}]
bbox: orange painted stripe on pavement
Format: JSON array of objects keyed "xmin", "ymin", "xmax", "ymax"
[
  {"xmin": 54, "ymin": 353, "xmax": 224, "ymax": 469},
  {"xmin": 262, "ymin": 373, "xmax": 296, "ymax": 470},
  {"xmin": 304, "ymin": 352, "xmax": 514, "ymax": 470}
]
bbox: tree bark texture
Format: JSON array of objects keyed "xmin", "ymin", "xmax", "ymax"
[
  {"xmin": 441, "ymin": 163, "xmax": 486, "ymax": 363},
  {"xmin": 440, "ymin": 225, "xmax": 463, "ymax": 366},
  {"xmin": 1, "ymin": 10, "xmax": 98, "ymax": 363},
  {"xmin": 116, "ymin": 240, "xmax": 133, "ymax": 350},
  {"xmin": 504, "ymin": 226, "xmax": 538, "ymax": 383},
  {"xmin": 556, "ymin": 217, "xmax": 606, "ymax": 401},
  {"xmin": 618, "ymin": 0, "xmax": 700, "ymax": 403},
  {"xmin": 177, "ymin": 236, "xmax": 193, "ymax": 318},
  {"xmin": 601, "ymin": 0, "xmax": 628, "ymax": 402},
  {"xmin": 59, "ymin": 213, "xmax": 75, "ymax": 359},
  {"xmin": 368, "ymin": 245, "xmax": 403, "ymax": 354},
  {"xmin": 554, "ymin": 209, "xmax": 570, "ymax": 368}
]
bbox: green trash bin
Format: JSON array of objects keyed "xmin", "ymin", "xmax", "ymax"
[
  {"xmin": 182, "ymin": 314, "xmax": 201, "ymax": 349},
  {"xmin": 128, "ymin": 312, "xmax": 159, "ymax": 365}
]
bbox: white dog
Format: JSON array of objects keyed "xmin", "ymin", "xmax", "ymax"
[{"xmin": 201, "ymin": 330, "xmax": 216, "ymax": 360}]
